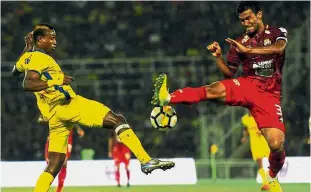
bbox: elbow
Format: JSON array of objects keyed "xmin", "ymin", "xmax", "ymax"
[
  {"xmin": 276, "ymin": 48, "xmax": 285, "ymax": 54},
  {"xmin": 223, "ymin": 71, "xmax": 234, "ymax": 79},
  {"xmin": 22, "ymin": 81, "xmax": 31, "ymax": 91}
]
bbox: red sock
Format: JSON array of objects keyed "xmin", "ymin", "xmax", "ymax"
[
  {"xmin": 126, "ymin": 168, "xmax": 130, "ymax": 182},
  {"xmin": 115, "ymin": 166, "xmax": 120, "ymax": 185},
  {"xmin": 269, "ymin": 150, "xmax": 285, "ymax": 178},
  {"xmin": 56, "ymin": 166, "xmax": 67, "ymax": 192},
  {"xmin": 170, "ymin": 86, "xmax": 207, "ymax": 105}
]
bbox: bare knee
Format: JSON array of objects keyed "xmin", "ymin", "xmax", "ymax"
[
  {"xmin": 261, "ymin": 128, "xmax": 285, "ymax": 152},
  {"xmin": 45, "ymin": 152, "xmax": 66, "ymax": 177},
  {"xmin": 205, "ymin": 82, "xmax": 226, "ymax": 101},
  {"xmin": 268, "ymin": 139, "xmax": 284, "ymax": 152},
  {"xmin": 103, "ymin": 111, "xmax": 130, "ymax": 134}
]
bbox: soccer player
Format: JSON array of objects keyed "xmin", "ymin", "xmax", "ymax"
[
  {"xmin": 241, "ymin": 113, "xmax": 270, "ymax": 191},
  {"xmin": 38, "ymin": 114, "xmax": 85, "ymax": 192},
  {"xmin": 13, "ymin": 24, "xmax": 175, "ymax": 192},
  {"xmin": 108, "ymin": 130, "xmax": 131, "ymax": 187},
  {"xmin": 152, "ymin": 2, "xmax": 286, "ymax": 191}
]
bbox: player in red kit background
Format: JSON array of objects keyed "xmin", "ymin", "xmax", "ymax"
[
  {"xmin": 152, "ymin": 2, "xmax": 286, "ymax": 192},
  {"xmin": 108, "ymin": 130, "xmax": 131, "ymax": 187},
  {"xmin": 38, "ymin": 114, "xmax": 85, "ymax": 192}
]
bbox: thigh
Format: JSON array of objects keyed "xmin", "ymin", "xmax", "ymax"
[
  {"xmin": 71, "ymin": 95, "xmax": 111, "ymax": 128},
  {"xmin": 249, "ymin": 91, "xmax": 285, "ymax": 132},
  {"xmin": 220, "ymin": 77, "xmax": 252, "ymax": 107},
  {"xmin": 48, "ymin": 115, "xmax": 72, "ymax": 154}
]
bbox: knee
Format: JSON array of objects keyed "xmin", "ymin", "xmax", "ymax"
[
  {"xmin": 114, "ymin": 114, "xmax": 127, "ymax": 127},
  {"xmin": 45, "ymin": 162, "xmax": 63, "ymax": 177},
  {"xmin": 205, "ymin": 82, "xmax": 226, "ymax": 100},
  {"xmin": 267, "ymin": 138, "xmax": 284, "ymax": 152},
  {"xmin": 114, "ymin": 115, "xmax": 131, "ymax": 133},
  {"xmin": 103, "ymin": 111, "xmax": 130, "ymax": 133}
]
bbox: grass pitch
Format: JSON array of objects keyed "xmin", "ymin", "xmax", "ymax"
[{"xmin": 2, "ymin": 179, "xmax": 310, "ymax": 192}]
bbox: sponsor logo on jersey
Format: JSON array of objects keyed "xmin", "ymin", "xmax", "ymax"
[
  {"xmin": 253, "ymin": 59, "xmax": 274, "ymax": 69},
  {"xmin": 241, "ymin": 35, "xmax": 250, "ymax": 44},
  {"xmin": 264, "ymin": 39, "xmax": 271, "ymax": 46}
]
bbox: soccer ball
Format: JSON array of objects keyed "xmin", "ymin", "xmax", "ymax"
[{"xmin": 150, "ymin": 106, "xmax": 177, "ymax": 131}]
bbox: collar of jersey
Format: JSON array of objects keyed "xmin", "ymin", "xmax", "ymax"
[{"xmin": 29, "ymin": 48, "xmax": 48, "ymax": 55}]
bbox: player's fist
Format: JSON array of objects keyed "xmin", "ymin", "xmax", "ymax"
[
  {"xmin": 207, "ymin": 42, "xmax": 222, "ymax": 57},
  {"xmin": 108, "ymin": 152, "xmax": 112, "ymax": 158},
  {"xmin": 24, "ymin": 31, "xmax": 34, "ymax": 50},
  {"xmin": 63, "ymin": 75, "xmax": 74, "ymax": 85}
]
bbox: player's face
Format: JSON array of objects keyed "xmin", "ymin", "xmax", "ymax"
[
  {"xmin": 239, "ymin": 9, "xmax": 262, "ymax": 35},
  {"xmin": 39, "ymin": 30, "xmax": 57, "ymax": 53}
]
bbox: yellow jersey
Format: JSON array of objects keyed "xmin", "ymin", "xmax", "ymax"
[
  {"xmin": 16, "ymin": 50, "xmax": 76, "ymax": 118},
  {"xmin": 241, "ymin": 114, "xmax": 259, "ymax": 134}
]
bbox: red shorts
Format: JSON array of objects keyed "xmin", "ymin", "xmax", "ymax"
[
  {"xmin": 221, "ymin": 76, "xmax": 285, "ymax": 132},
  {"xmin": 112, "ymin": 143, "xmax": 131, "ymax": 164}
]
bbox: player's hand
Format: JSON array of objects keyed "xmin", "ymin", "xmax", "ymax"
[
  {"xmin": 63, "ymin": 75, "xmax": 74, "ymax": 85},
  {"xmin": 241, "ymin": 137, "xmax": 247, "ymax": 144},
  {"xmin": 37, "ymin": 115, "xmax": 48, "ymax": 123},
  {"xmin": 207, "ymin": 42, "xmax": 222, "ymax": 57},
  {"xmin": 225, "ymin": 38, "xmax": 249, "ymax": 53},
  {"xmin": 108, "ymin": 152, "xmax": 112, "ymax": 158},
  {"xmin": 24, "ymin": 31, "xmax": 34, "ymax": 50},
  {"xmin": 77, "ymin": 128, "xmax": 85, "ymax": 138}
]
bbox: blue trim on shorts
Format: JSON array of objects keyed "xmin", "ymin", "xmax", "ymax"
[{"xmin": 42, "ymin": 72, "xmax": 71, "ymax": 100}]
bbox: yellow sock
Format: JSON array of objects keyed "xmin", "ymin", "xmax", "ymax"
[
  {"xmin": 34, "ymin": 172, "xmax": 54, "ymax": 192},
  {"xmin": 259, "ymin": 168, "xmax": 268, "ymax": 184},
  {"xmin": 118, "ymin": 129, "xmax": 152, "ymax": 164}
]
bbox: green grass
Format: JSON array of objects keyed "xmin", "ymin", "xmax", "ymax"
[{"xmin": 2, "ymin": 179, "xmax": 310, "ymax": 192}]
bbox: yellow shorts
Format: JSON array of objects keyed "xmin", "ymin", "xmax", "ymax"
[
  {"xmin": 249, "ymin": 132, "xmax": 270, "ymax": 161},
  {"xmin": 48, "ymin": 95, "xmax": 111, "ymax": 153}
]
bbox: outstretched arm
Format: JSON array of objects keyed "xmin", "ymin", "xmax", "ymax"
[
  {"xmin": 225, "ymin": 38, "xmax": 287, "ymax": 55},
  {"xmin": 247, "ymin": 40, "xmax": 287, "ymax": 55}
]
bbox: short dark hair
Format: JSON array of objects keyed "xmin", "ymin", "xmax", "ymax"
[
  {"xmin": 33, "ymin": 23, "xmax": 54, "ymax": 43},
  {"xmin": 236, "ymin": 1, "xmax": 261, "ymax": 15}
]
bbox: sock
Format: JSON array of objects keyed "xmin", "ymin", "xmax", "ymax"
[
  {"xmin": 33, "ymin": 172, "xmax": 54, "ymax": 192},
  {"xmin": 115, "ymin": 166, "xmax": 120, "ymax": 185},
  {"xmin": 170, "ymin": 86, "xmax": 206, "ymax": 104},
  {"xmin": 118, "ymin": 129, "xmax": 152, "ymax": 164},
  {"xmin": 268, "ymin": 150, "xmax": 285, "ymax": 178},
  {"xmin": 56, "ymin": 166, "xmax": 67, "ymax": 192},
  {"xmin": 126, "ymin": 168, "xmax": 130, "ymax": 182},
  {"xmin": 258, "ymin": 168, "xmax": 268, "ymax": 184}
]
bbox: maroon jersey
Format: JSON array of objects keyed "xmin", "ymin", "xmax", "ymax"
[{"xmin": 226, "ymin": 25, "xmax": 288, "ymax": 94}]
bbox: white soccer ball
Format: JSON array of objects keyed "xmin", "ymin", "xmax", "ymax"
[{"xmin": 150, "ymin": 106, "xmax": 177, "ymax": 131}]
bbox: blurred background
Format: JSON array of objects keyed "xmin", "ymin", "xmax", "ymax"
[{"xmin": 1, "ymin": 1, "xmax": 310, "ymax": 183}]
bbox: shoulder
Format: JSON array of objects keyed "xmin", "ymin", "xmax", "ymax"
[
  {"xmin": 267, "ymin": 25, "xmax": 288, "ymax": 35},
  {"xmin": 30, "ymin": 51, "xmax": 51, "ymax": 60}
]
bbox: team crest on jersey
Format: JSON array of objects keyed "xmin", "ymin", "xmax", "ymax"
[
  {"xmin": 25, "ymin": 55, "xmax": 32, "ymax": 64},
  {"xmin": 265, "ymin": 30, "xmax": 270, "ymax": 34},
  {"xmin": 241, "ymin": 35, "xmax": 250, "ymax": 44},
  {"xmin": 264, "ymin": 39, "xmax": 271, "ymax": 46}
]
